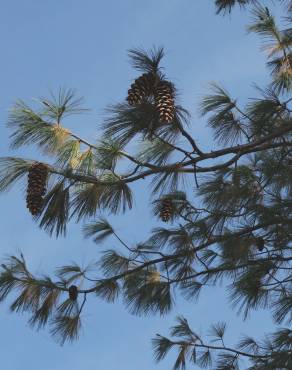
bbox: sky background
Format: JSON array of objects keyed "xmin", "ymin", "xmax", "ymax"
[{"xmin": 0, "ymin": 1, "xmax": 278, "ymax": 369}]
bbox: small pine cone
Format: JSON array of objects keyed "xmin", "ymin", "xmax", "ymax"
[
  {"xmin": 154, "ymin": 80, "xmax": 175, "ymax": 123},
  {"xmin": 26, "ymin": 162, "xmax": 48, "ymax": 215},
  {"xmin": 68, "ymin": 285, "xmax": 78, "ymax": 301},
  {"xmin": 255, "ymin": 237, "xmax": 265, "ymax": 252},
  {"xmin": 160, "ymin": 199, "xmax": 173, "ymax": 222},
  {"xmin": 127, "ymin": 73, "xmax": 155, "ymax": 105}
]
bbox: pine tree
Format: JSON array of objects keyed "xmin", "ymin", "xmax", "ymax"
[{"xmin": 0, "ymin": 1, "xmax": 291, "ymax": 368}]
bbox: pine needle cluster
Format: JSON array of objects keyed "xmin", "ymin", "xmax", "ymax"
[{"xmin": 0, "ymin": 1, "xmax": 291, "ymax": 368}]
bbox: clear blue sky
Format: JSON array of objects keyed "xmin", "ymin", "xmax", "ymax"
[{"xmin": 0, "ymin": 1, "xmax": 275, "ymax": 369}]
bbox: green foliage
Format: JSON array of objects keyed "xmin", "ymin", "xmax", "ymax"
[
  {"xmin": 8, "ymin": 100, "xmax": 59, "ymax": 151},
  {"xmin": 103, "ymin": 101, "xmax": 184, "ymax": 145},
  {"xmin": 94, "ymin": 139, "xmax": 123, "ymax": 170},
  {"xmin": 248, "ymin": 4, "xmax": 277, "ymax": 39},
  {"xmin": 94, "ymin": 279, "xmax": 120, "ymax": 302},
  {"xmin": 152, "ymin": 335, "xmax": 175, "ymax": 362},
  {"xmin": 7, "ymin": 88, "xmax": 86, "ymax": 153},
  {"xmin": 153, "ymin": 316, "xmax": 292, "ymax": 369},
  {"xmin": 272, "ymin": 294, "xmax": 292, "ymax": 324},
  {"xmin": 138, "ymin": 138, "xmax": 175, "ymax": 166},
  {"xmin": 151, "ymin": 167, "xmax": 187, "ymax": 195},
  {"xmin": 99, "ymin": 250, "xmax": 132, "ymax": 276},
  {"xmin": 83, "ymin": 218, "xmax": 114, "ymax": 243},
  {"xmin": 200, "ymin": 83, "xmax": 245, "ymax": 144},
  {"xmin": 39, "ymin": 87, "xmax": 87, "ymax": 120},
  {"xmin": 208, "ymin": 322, "xmax": 227, "ymax": 342},
  {"xmin": 230, "ymin": 262, "xmax": 273, "ymax": 318},
  {"xmin": 170, "ymin": 316, "xmax": 198, "ymax": 341},
  {"xmin": 56, "ymin": 263, "xmax": 86, "ymax": 283},
  {"xmin": 128, "ymin": 46, "xmax": 164, "ymax": 74},
  {"xmin": 123, "ymin": 270, "xmax": 173, "ymax": 315},
  {"xmin": 29, "ymin": 289, "xmax": 61, "ymax": 329},
  {"xmin": 50, "ymin": 314, "xmax": 81, "ymax": 345},
  {"xmin": 0, "ymin": 255, "xmax": 86, "ymax": 344},
  {"xmin": 215, "ymin": 0, "xmax": 254, "ymax": 14},
  {"xmin": 0, "ymin": 3, "xmax": 292, "ymax": 368},
  {"xmin": 248, "ymin": 4, "xmax": 292, "ymax": 93},
  {"xmin": 38, "ymin": 181, "xmax": 70, "ymax": 236},
  {"xmin": 0, "ymin": 157, "xmax": 33, "ymax": 192},
  {"xmin": 98, "ymin": 174, "xmax": 133, "ymax": 213},
  {"xmin": 55, "ymin": 139, "xmax": 81, "ymax": 167}
]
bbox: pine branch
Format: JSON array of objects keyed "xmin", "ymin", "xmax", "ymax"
[
  {"xmin": 128, "ymin": 46, "xmax": 164, "ymax": 74},
  {"xmin": 1, "ymin": 7, "xmax": 292, "ymax": 359},
  {"xmin": 153, "ymin": 317, "xmax": 292, "ymax": 369},
  {"xmin": 215, "ymin": 0, "xmax": 255, "ymax": 14}
]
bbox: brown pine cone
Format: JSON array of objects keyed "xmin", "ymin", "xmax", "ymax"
[
  {"xmin": 26, "ymin": 162, "xmax": 48, "ymax": 215},
  {"xmin": 68, "ymin": 285, "xmax": 78, "ymax": 301},
  {"xmin": 127, "ymin": 73, "xmax": 155, "ymax": 105},
  {"xmin": 154, "ymin": 80, "xmax": 175, "ymax": 123},
  {"xmin": 160, "ymin": 198, "xmax": 173, "ymax": 222}
]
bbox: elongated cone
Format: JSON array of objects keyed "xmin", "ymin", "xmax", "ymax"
[
  {"xmin": 26, "ymin": 162, "xmax": 48, "ymax": 215},
  {"xmin": 154, "ymin": 80, "xmax": 175, "ymax": 123}
]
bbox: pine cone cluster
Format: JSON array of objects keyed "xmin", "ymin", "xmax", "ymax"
[
  {"xmin": 154, "ymin": 80, "xmax": 175, "ymax": 123},
  {"xmin": 127, "ymin": 73, "xmax": 155, "ymax": 105},
  {"xmin": 160, "ymin": 198, "xmax": 173, "ymax": 222},
  {"xmin": 26, "ymin": 162, "xmax": 48, "ymax": 215},
  {"xmin": 68, "ymin": 285, "xmax": 78, "ymax": 301},
  {"xmin": 127, "ymin": 73, "xmax": 175, "ymax": 123}
]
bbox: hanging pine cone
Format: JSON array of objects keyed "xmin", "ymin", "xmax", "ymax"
[
  {"xmin": 26, "ymin": 162, "xmax": 48, "ymax": 216},
  {"xmin": 68, "ymin": 285, "xmax": 78, "ymax": 301},
  {"xmin": 160, "ymin": 198, "xmax": 173, "ymax": 222},
  {"xmin": 127, "ymin": 72, "xmax": 155, "ymax": 105},
  {"xmin": 154, "ymin": 80, "xmax": 175, "ymax": 123}
]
